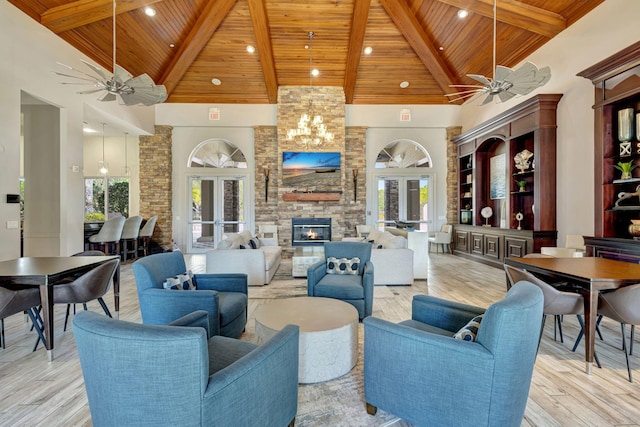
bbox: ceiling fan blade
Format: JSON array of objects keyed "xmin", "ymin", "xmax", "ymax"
[
  {"xmin": 498, "ymin": 90, "xmax": 516, "ymax": 103},
  {"xmin": 480, "ymin": 93, "xmax": 495, "ymax": 105},
  {"xmin": 76, "ymin": 89, "xmax": 105, "ymax": 95},
  {"xmin": 507, "ymin": 62, "xmax": 552, "ymax": 95},
  {"xmin": 466, "ymin": 74, "xmax": 492, "ymax": 85},
  {"xmin": 113, "ymin": 65, "xmax": 134, "ymax": 84},
  {"xmin": 494, "ymin": 65, "xmax": 514, "ymax": 82},
  {"xmin": 98, "ymin": 92, "xmax": 117, "ymax": 102},
  {"xmin": 54, "ymin": 72, "xmax": 99, "ymax": 83},
  {"xmin": 120, "ymin": 85, "xmax": 168, "ymax": 106},
  {"xmin": 81, "ymin": 60, "xmax": 111, "ymax": 81}
]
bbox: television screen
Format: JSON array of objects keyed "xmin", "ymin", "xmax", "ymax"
[{"xmin": 282, "ymin": 151, "xmax": 341, "ymax": 188}]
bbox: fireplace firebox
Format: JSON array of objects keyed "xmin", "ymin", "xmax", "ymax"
[{"xmin": 292, "ymin": 218, "xmax": 331, "ymax": 246}]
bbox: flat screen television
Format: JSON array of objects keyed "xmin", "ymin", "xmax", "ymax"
[{"xmin": 282, "ymin": 151, "xmax": 341, "ymax": 188}]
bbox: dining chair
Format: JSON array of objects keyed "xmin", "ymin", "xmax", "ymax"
[
  {"xmin": 0, "ymin": 285, "xmax": 46, "ymax": 350},
  {"xmin": 137, "ymin": 215, "xmax": 158, "ymax": 257},
  {"xmin": 428, "ymin": 224, "xmax": 453, "ymax": 254},
  {"xmin": 597, "ymin": 283, "xmax": 640, "ymax": 382},
  {"xmin": 89, "ymin": 216, "xmax": 126, "ymax": 255},
  {"xmin": 503, "ymin": 264, "xmax": 600, "ymax": 367},
  {"xmin": 120, "ymin": 215, "xmax": 143, "ymax": 262}
]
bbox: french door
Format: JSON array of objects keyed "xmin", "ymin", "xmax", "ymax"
[
  {"xmin": 375, "ymin": 175, "xmax": 433, "ymax": 232},
  {"xmin": 188, "ymin": 176, "xmax": 246, "ymax": 252}
]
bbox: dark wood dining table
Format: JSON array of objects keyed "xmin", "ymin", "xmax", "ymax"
[
  {"xmin": 0, "ymin": 256, "xmax": 120, "ymax": 361},
  {"xmin": 504, "ymin": 256, "xmax": 640, "ymax": 374}
]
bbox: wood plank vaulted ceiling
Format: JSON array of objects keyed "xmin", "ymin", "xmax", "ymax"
[{"xmin": 10, "ymin": 0, "xmax": 604, "ymax": 105}]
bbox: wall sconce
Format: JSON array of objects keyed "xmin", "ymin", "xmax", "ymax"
[
  {"xmin": 352, "ymin": 168, "xmax": 358, "ymax": 201},
  {"xmin": 264, "ymin": 168, "xmax": 270, "ymax": 202}
]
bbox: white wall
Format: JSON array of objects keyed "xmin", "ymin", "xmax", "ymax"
[
  {"xmin": 0, "ymin": 1, "xmax": 156, "ymax": 260},
  {"xmin": 457, "ymin": 0, "xmax": 640, "ymax": 245}
]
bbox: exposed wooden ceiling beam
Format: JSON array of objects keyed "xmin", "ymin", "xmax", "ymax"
[
  {"xmin": 436, "ymin": 0, "xmax": 566, "ymax": 39},
  {"xmin": 248, "ymin": 0, "xmax": 278, "ymax": 104},
  {"xmin": 344, "ymin": 0, "xmax": 371, "ymax": 104},
  {"xmin": 159, "ymin": 0, "xmax": 237, "ymax": 96},
  {"xmin": 41, "ymin": 0, "xmax": 164, "ymax": 34},
  {"xmin": 380, "ymin": 0, "xmax": 458, "ymax": 95}
]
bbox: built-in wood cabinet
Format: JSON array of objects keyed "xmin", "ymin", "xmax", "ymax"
[
  {"xmin": 578, "ymin": 41, "xmax": 640, "ymax": 260},
  {"xmin": 453, "ymin": 94, "xmax": 562, "ymax": 267}
]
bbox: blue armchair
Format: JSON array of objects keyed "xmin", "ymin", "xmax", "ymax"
[
  {"xmin": 132, "ymin": 251, "xmax": 247, "ymax": 338},
  {"xmin": 307, "ymin": 241, "xmax": 374, "ymax": 320},
  {"xmin": 364, "ymin": 281, "xmax": 543, "ymax": 427},
  {"xmin": 73, "ymin": 310, "xmax": 299, "ymax": 427}
]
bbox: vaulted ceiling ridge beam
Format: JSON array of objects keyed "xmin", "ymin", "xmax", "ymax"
[
  {"xmin": 344, "ymin": 0, "xmax": 371, "ymax": 104},
  {"xmin": 41, "ymin": 0, "xmax": 164, "ymax": 34},
  {"xmin": 159, "ymin": 0, "xmax": 238, "ymax": 96},
  {"xmin": 380, "ymin": 0, "xmax": 457, "ymax": 95},
  {"xmin": 436, "ymin": 0, "xmax": 566, "ymax": 38},
  {"xmin": 247, "ymin": 0, "xmax": 278, "ymax": 104}
]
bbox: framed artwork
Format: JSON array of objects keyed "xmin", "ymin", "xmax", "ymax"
[{"xmin": 490, "ymin": 153, "xmax": 506, "ymax": 199}]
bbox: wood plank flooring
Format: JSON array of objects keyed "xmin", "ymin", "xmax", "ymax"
[{"xmin": 0, "ymin": 253, "xmax": 639, "ymax": 426}]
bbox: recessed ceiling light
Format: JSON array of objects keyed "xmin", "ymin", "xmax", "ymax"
[
  {"xmin": 364, "ymin": 46, "xmax": 373, "ymax": 55},
  {"xmin": 169, "ymin": 43, "xmax": 175, "ymax": 48},
  {"xmin": 211, "ymin": 78, "xmax": 222, "ymax": 86},
  {"xmin": 457, "ymin": 9, "xmax": 468, "ymax": 19},
  {"xmin": 400, "ymin": 81, "xmax": 410, "ymax": 88},
  {"xmin": 439, "ymin": 46, "xmax": 444, "ymax": 51},
  {"xmin": 311, "ymin": 69, "xmax": 319, "ymax": 77},
  {"xmin": 144, "ymin": 7, "xmax": 156, "ymax": 17},
  {"xmin": 246, "ymin": 45, "xmax": 255, "ymax": 53}
]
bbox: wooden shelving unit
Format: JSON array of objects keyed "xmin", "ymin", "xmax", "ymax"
[
  {"xmin": 452, "ymin": 94, "xmax": 562, "ymax": 267},
  {"xmin": 578, "ymin": 41, "xmax": 640, "ymax": 261}
]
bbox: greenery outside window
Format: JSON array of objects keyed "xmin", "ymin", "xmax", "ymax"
[{"xmin": 85, "ymin": 177, "xmax": 130, "ymax": 221}]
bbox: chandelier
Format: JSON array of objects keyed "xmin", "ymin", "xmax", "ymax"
[{"xmin": 287, "ymin": 32, "xmax": 334, "ymax": 148}]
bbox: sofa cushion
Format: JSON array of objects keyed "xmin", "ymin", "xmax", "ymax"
[
  {"xmin": 326, "ymin": 256, "xmax": 360, "ymax": 275},
  {"xmin": 261, "ymin": 246, "xmax": 282, "ymax": 270},
  {"xmin": 453, "ymin": 315, "xmax": 484, "ymax": 341},
  {"xmin": 399, "ymin": 319, "xmax": 454, "ymax": 336},
  {"xmin": 216, "ymin": 239, "xmax": 234, "ymax": 249},
  {"xmin": 315, "ymin": 274, "xmax": 365, "ymax": 299}
]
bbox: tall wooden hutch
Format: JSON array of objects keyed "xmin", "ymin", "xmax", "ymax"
[
  {"xmin": 453, "ymin": 94, "xmax": 562, "ymax": 267},
  {"xmin": 578, "ymin": 41, "xmax": 640, "ymax": 262}
]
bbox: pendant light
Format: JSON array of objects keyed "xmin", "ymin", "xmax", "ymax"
[{"xmin": 99, "ymin": 123, "xmax": 109, "ymax": 175}]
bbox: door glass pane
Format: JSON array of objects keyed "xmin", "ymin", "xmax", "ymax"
[
  {"xmin": 191, "ymin": 178, "xmax": 216, "ymax": 249},
  {"xmin": 378, "ymin": 177, "xmax": 430, "ymax": 232},
  {"xmin": 378, "ymin": 178, "xmax": 399, "ymax": 229},
  {"xmin": 221, "ymin": 178, "xmax": 243, "ymax": 233},
  {"xmin": 408, "ymin": 178, "xmax": 429, "ymax": 232}
]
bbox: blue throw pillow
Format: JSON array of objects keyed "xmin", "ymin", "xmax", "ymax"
[{"xmin": 453, "ymin": 315, "xmax": 483, "ymax": 341}]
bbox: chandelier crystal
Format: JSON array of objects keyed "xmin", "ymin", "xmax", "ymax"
[{"xmin": 287, "ymin": 32, "xmax": 334, "ymax": 148}]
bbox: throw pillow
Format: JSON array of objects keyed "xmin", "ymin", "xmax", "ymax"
[
  {"xmin": 326, "ymin": 257, "xmax": 360, "ymax": 275},
  {"xmin": 216, "ymin": 240, "xmax": 233, "ymax": 250},
  {"xmin": 248, "ymin": 237, "xmax": 261, "ymax": 249},
  {"xmin": 453, "ymin": 315, "xmax": 483, "ymax": 341},
  {"xmin": 163, "ymin": 270, "xmax": 196, "ymax": 290}
]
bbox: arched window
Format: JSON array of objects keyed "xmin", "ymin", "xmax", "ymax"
[
  {"xmin": 375, "ymin": 139, "xmax": 431, "ymax": 168},
  {"xmin": 188, "ymin": 139, "xmax": 247, "ymax": 168}
]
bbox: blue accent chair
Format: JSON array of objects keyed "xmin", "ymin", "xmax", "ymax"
[
  {"xmin": 307, "ymin": 241, "xmax": 374, "ymax": 320},
  {"xmin": 73, "ymin": 310, "xmax": 299, "ymax": 427},
  {"xmin": 364, "ymin": 281, "xmax": 544, "ymax": 427},
  {"xmin": 132, "ymin": 251, "xmax": 248, "ymax": 338}
]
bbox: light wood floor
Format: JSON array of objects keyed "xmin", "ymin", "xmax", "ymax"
[{"xmin": 0, "ymin": 253, "xmax": 639, "ymax": 426}]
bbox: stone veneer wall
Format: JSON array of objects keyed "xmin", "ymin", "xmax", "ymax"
[
  {"xmin": 139, "ymin": 125, "xmax": 173, "ymax": 250},
  {"xmin": 446, "ymin": 126, "xmax": 462, "ymax": 225}
]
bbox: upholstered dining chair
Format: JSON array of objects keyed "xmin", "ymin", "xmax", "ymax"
[
  {"xmin": 132, "ymin": 251, "xmax": 248, "ymax": 338},
  {"xmin": 73, "ymin": 310, "xmax": 300, "ymax": 427},
  {"xmin": 137, "ymin": 215, "xmax": 157, "ymax": 257},
  {"xmin": 597, "ymin": 283, "xmax": 640, "ymax": 382},
  {"xmin": 428, "ymin": 224, "xmax": 453, "ymax": 254},
  {"xmin": 0, "ymin": 285, "xmax": 46, "ymax": 350},
  {"xmin": 504, "ymin": 264, "xmax": 598, "ymax": 361},
  {"xmin": 120, "ymin": 215, "xmax": 143, "ymax": 262},
  {"xmin": 363, "ymin": 281, "xmax": 543, "ymax": 427},
  {"xmin": 307, "ymin": 241, "xmax": 374, "ymax": 320},
  {"xmin": 88, "ymin": 216, "xmax": 125, "ymax": 255}
]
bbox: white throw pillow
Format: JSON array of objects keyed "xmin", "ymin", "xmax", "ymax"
[
  {"xmin": 216, "ymin": 240, "xmax": 233, "ymax": 249},
  {"xmin": 367, "ymin": 229, "xmax": 384, "ymax": 243},
  {"xmin": 239, "ymin": 230, "xmax": 253, "ymax": 245},
  {"xmin": 385, "ymin": 235, "xmax": 408, "ymax": 249}
]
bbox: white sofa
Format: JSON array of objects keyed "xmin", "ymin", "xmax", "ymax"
[
  {"xmin": 344, "ymin": 229, "xmax": 414, "ymax": 285},
  {"xmin": 206, "ymin": 231, "xmax": 282, "ymax": 286}
]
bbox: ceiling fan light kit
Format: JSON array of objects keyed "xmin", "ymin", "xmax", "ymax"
[
  {"xmin": 55, "ymin": 0, "xmax": 167, "ymax": 106},
  {"xmin": 445, "ymin": 0, "xmax": 551, "ymax": 105}
]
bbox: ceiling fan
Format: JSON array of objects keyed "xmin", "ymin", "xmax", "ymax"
[
  {"xmin": 55, "ymin": 0, "xmax": 167, "ymax": 106},
  {"xmin": 445, "ymin": 0, "xmax": 551, "ymax": 105}
]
